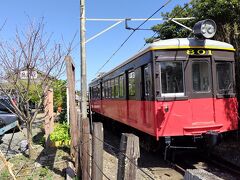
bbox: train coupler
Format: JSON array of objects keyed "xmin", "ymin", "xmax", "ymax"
[{"xmin": 203, "ymin": 131, "xmax": 221, "ymax": 148}]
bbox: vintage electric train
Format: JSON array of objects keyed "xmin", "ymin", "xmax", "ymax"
[{"xmin": 89, "ymin": 20, "xmax": 238, "ymax": 149}]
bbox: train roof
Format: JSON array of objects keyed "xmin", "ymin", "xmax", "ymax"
[
  {"xmin": 148, "ymin": 38, "xmax": 234, "ymax": 51},
  {"xmin": 90, "ymin": 38, "xmax": 235, "ymax": 84}
]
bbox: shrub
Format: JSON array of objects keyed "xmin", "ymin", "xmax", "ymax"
[{"xmin": 50, "ymin": 123, "xmax": 70, "ymax": 142}]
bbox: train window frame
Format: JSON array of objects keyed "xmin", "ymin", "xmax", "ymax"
[
  {"xmin": 143, "ymin": 64, "xmax": 152, "ymax": 99},
  {"xmin": 107, "ymin": 80, "xmax": 111, "ymax": 98},
  {"xmin": 114, "ymin": 77, "xmax": 119, "ymax": 98},
  {"xmin": 192, "ymin": 61, "xmax": 211, "ymax": 93},
  {"xmin": 111, "ymin": 79, "xmax": 115, "ymax": 98},
  {"xmin": 216, "ymin": 61, "xmax": 234, "ymax": 94},
  {"xmin": 119, "ymin": 74, "xmax": 124, "ymax": 98},
  {"xmin": 97, "ymin": 84, "xmax": 101, "ymax": 99},
  {"xmin": 104, "ymin": 81, "xmax": 107, "ymax": 99},
  {"xmin": 128, "ymin": 70, "xmax": 136, "ymax": 98},
  {"xmin": 159, "ymin": 61, "xmax": 185, "ymax": 97},
  {"xmin": 102, "ymin": 82, "xmax": 105, "ymax": 99}
]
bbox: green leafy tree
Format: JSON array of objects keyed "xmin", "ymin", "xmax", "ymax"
[
  {"xmin": 147, "ymin": 0, "xmax": 240, "ymax": 47},
  {"xmin": 53, "ymin": 79, "xmax": 67, "ymax": 110},
  {"xmin": 147, "ymin": 0, "xmax": 240, "ymax": 118}
]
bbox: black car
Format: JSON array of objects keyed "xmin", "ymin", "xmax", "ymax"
[
  {"xmin": 0, "ymin": 110, "xmax": 18, "ymax": 139},
  {"xmin": 0, "ymin": 96, "xmax": 16, "ymax": 113},
  {"xmin": 0, "ymin": 96, "xmax": 18, "ymax": 140}
]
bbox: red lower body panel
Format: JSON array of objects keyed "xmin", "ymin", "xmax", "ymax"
[{"xmin": 91, "ymin": 98, "xmax": 238, "ymax": 140}]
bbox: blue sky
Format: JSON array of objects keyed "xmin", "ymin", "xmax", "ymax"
[{"xmin": 0, "ymin": 0, "xmax": 189, "ymax": 88}]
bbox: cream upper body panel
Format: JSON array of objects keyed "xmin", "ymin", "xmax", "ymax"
[{"xmin": 148, "ymin": 38, "xmax": 235, "ymax": 51}]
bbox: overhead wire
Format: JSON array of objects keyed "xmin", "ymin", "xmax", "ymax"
[
  {"xmin": 95, "ymin": 0, "xmax": 172, "ymax": 75},
  {"xmin": 138, "ymin": 3, "xmax": 190, "ymax": 52}
]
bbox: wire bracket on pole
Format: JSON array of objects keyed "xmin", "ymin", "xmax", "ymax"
[
  {"xmin": 86, "ymin": 20, "xmax": 123, "ymax": 43},
  {"xmin": 170, "ymin": 19, "xmax": 193, "ymax": 32},
  {"xmin": 125, "ymin": 18, "xmax": 152, "ymax": 31},
  {"xmin": 85, "ymin": 17, "xmax": 195, "ymax": 43}
]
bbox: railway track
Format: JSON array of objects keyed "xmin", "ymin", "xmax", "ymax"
[
  {"xmin": 168, "ymin": 150, "xmax": 240, "ymax": 179},
  {"xmin": 206, "ymin": 153, "xmax": 240, "ymax": 177}
]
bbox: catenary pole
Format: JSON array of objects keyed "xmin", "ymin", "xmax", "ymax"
[{"xmin": 80, "ymin": 0, "xmax": 87, "ymax": 120}]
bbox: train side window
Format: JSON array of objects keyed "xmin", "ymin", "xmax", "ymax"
[
  {"xmin": 160, "ymin": 61, "xmax": 184, "ymax": 97},
  {"xmin": 119, "ymin": 75, "xmax": 124, "ymax": 98},
  {"xmin": 216, "ymin": 62, "xmax": 233, "ymax": 94},
  {"xmin": 128, "ymin": 70, "xmax": 136, "ymax": 97},
  {"xmin": 144, "ymin": 65, "xmax": 151, "ymax": 97},
  {"xmin": 93, "ymin": 86, "xmax": 96, "ymax": 99},
  {"xmin": 115, "ymin": 77, "xmax": 119, "ymax": 98},
  {"xmin": 89, "ymin": 87, "xmax": 91, "ymax": 98},
  {"xmin": 92, "ymin": 86, "xmax": 95, "ymax": 99},
  {"xmin": 97, "ymin": 84, "xmax": 101, "ymax": 99},
  {"xmin": 102, "ymin": 83, "xmax": 105, "ymax": 99},
  {"xmin": 103, "ymin": 82, "xmax": 107, "ymax": 98},
  {"xmin": 192, "ymin": 61, "xmax": 210, "ymax": 92},
  {"xmin": 108, "ymin": 80, "xmax": 111, "ymax": 98},
  {"xmin": 95, "ymin": 86, "xmax": 97, "ymax": 99},
  {"xmin": 111, "ymin": 79, "xmax": 115, "ymax": 98}
]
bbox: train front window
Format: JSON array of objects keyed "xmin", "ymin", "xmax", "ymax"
[
  {"xmin": 216, "ymin": 62, "xmax": 233, "ymax": 93},
  {"xmin": 192, "ymin": 61, "xmax": 210, "ymax": 92},
  {"xmin": 160, "ymin": 62, "xmax": 184, "ymax": 97}
]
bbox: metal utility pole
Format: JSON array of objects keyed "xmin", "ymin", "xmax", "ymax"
[{"xmin": 80, "ymin": 0, "xmax": 87, "ymax": 120}]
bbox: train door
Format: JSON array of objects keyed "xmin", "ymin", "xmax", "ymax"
[
  {"xmin": 143, "ymin": 64, "xmax": 153, "ymax": 127},
  {"xmin": 190, "ymin": 57, "xmax": 215, "ymax": 124}
]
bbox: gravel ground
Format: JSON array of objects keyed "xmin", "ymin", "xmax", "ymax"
[
  {"xmin": 101, "ymin": 128, "xmax": 183, "ymax": 180},
  {"xmin": 213, "ymin": 137, "xmax": 240, "ymax": 167},
  {"xmin": 101, "ymin": 129, "xmax": 240, "ymax": 180},
  {"xmin": 1, "ymin": 113, "xmax": 239, "ymax": 180}
]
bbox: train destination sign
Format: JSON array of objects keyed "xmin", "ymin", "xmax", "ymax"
[{"xmin": 186, "ymin": 49, "xmax": 213, "ymax": 56}]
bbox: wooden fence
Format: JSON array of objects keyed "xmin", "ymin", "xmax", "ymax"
[
  {"xmin": 65, "ymin": 55, "xmax": 151, "ymax": 180},
  {"xmin": 78, "ymin": 118, "xmax": 153, "ymax": 180}
]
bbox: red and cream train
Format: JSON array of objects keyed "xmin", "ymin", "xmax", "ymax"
[{"xmin": 89, "ymin": 20, "xmax": 238, "ymax": 148}]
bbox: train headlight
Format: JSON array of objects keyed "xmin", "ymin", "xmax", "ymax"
[{"xmin": 193, "ymin": 19, "xmax": 217, "ymax": 39}]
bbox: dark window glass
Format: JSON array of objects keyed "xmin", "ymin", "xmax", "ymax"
[
  {"xmin": 144, "ymin": 65, "xmax": 151, "ymax": 96},
  {"xmin": 128, "ymin": 71, "xmax": 135, "ymax": 96},
  {"xmin": 93, "ymin": 87, "xmax": 96, "ymax": 98},
  {"xmin": 119, "ymin": 75, "xmax": 124, "ymax": 98},
  {"xmin": 216, "ymin": 62, "xmax": 233, "ymax": 93},
  {"xmin": 111, "ymin": 79, "xmax": 115, "ymax": 98},
  {"xmin": 102, "ymin": 83, "xmax": 105, "ymax": 98},
  {"xmin": 104, "ymin": 82, "xmax": 107, "ymax": 98},
  {"xmin": 108, "ymin": 80, "xmax": 111, "ymax": 98},
  {"xmin": 90, "ymin": 87, "xmax": 93, "ymax": 98},
  {"xmin": 92, "ymin": 87, "xmax": 95, "ymax": 98},
  {"xmin": 115, "ymin": 77, "xmax": 119, "ymax": 98},
  {"xmin": 160, "ymin": 62, "xmax": 184, "ymax": 95},
  {"xmin": 97, "ymin": 84, "xmax": 100, "ymax": 98},
  {"xmin": 192, "ymin": 61, "xmax": 210, "ymax": 92}
]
